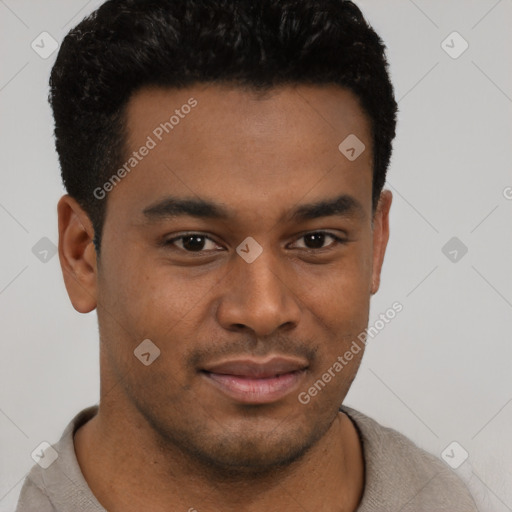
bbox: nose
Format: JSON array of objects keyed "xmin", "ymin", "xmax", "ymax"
[{"xmin": 216, "ymin": 249, "xmax": 302, "ymax": 337}]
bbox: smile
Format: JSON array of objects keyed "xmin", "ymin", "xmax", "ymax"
[{"xmin": 201, "ymin": 356, "xmax": 309, "ymax": 404}]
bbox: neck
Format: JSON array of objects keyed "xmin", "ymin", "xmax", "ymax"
[{"xmin": 74, "ymin": 399, "xmax": 364, "ymax": 512}]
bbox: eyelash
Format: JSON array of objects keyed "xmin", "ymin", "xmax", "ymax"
[{"xmin": 163, "ymin": 231, "xmax": 347, "ymax": 254}]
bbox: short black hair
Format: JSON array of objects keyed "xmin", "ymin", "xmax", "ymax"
[{"xmin": 50, "ymin": 0, "xmax": 397, "ymax": 251}]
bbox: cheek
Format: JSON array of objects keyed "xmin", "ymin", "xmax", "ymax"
[
  {"xmin": 113, "ymin": 260, "xmax": 225, "ymax": 345},
  {"xmin": 298, "ymin": 347, "xmax": 365, "ymax": 412},
  {"xmin": 98, "ymin": 229, "xmax": 373, "ymax": 343},
  {"xmin": 295, "ymin": 246, "xmax": 373, "ymax": 330}
]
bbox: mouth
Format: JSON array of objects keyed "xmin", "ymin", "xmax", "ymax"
[{"xmin": 200, "ymin": 356, "xmax": 308, "ymax": 404}]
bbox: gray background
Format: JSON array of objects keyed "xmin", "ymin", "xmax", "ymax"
[{"xmin": 1, "ymin": 0, "xmax": 511, "ymax": 510}]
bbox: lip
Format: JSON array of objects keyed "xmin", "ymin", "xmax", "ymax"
[{"xmin": 201, "ymin": 356, "xmax": 308, "ymax": 404}]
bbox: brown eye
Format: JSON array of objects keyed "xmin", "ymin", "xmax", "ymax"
[
  {"xmin": 181, "ymin": 235, "xmax": 207, "ymax": 251},
  {"xmin": 165, "ymin": 234, "xmax": 221, "ymax": 252},
  {"xmin": 292, "ymin": 232, "xmax": 345, "ymax": 250},
  {"xmin": 303, "ymin": 232, "xmax": 327, "ymax": 249}
]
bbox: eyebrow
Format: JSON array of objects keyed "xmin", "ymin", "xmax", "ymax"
[
  {"xmin": 287, "ymin": 194, "xmax": 365, "ymax": 223},
  {"xmin": 142, "ymin": 193, "xmax": 365, "ymax": 223},
  {"xmin": 143, "ymin": 197, "xmax": 232, "ymax": 220}
]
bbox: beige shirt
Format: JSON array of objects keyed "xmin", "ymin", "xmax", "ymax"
[{"xmin": 15, "ymin": 405, "xmax": 479, "ymax": 511}]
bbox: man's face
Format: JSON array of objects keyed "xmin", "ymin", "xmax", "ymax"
[{"xmin": 92, "ymin": 84, "xmax": 388, "ymax": 472}]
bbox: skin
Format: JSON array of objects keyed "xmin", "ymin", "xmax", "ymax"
[{"xmin": 59, "ymin": 83, "xmax": 392, "ymax": 512}]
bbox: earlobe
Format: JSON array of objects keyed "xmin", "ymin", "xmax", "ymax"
[
  {"xmin": 57, "ymin": 195, "xmax": 98, "ymax": 313},
  {"xmin": 370, "ymin": 190, "xmax": 392, "ymax": 295}
]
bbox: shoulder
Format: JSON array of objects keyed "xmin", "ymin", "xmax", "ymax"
[
  {"xmin": 15, "ymin": 405, "xmax": 102, "ymax": 512},
  {"xmin": 15, "ymin": 474, "xmax": 55, "ymax": 512},
  {"xmin": 341, "ymin": 406, "xmax": 480, "ymax": 512}
]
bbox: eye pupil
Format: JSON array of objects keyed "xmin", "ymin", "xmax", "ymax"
[
  {"xmin": 304, "ymin": 232, "xmax": 325, "ymax": 249},
  {"xmin": 182, "ymin": 235, "xmax": 206, "ymax": 251},
  {"xmin": 171, "ymin": 232, "xmax": 336, "ymax": 253}
]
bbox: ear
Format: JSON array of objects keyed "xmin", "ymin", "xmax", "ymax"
[
  {"xmin": 57, "ymin": 195, "xmax": 98, "ymax": 313},
  {"xmin": 370, "ymin": 190, "xmax": 392, "ymax": 295}
]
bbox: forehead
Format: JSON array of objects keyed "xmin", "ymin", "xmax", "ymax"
[
  {"xmin": 125, "ymin": 83, "xmax": 371, "ymax": 151},
  {"xmin": 109, "ymin": 84, "xmax": 373, "ymax": 224}
]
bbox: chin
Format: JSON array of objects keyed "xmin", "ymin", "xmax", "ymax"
[{"xmin": 163, "ymin": 415, "xmax": 331, "ymax": 478}]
